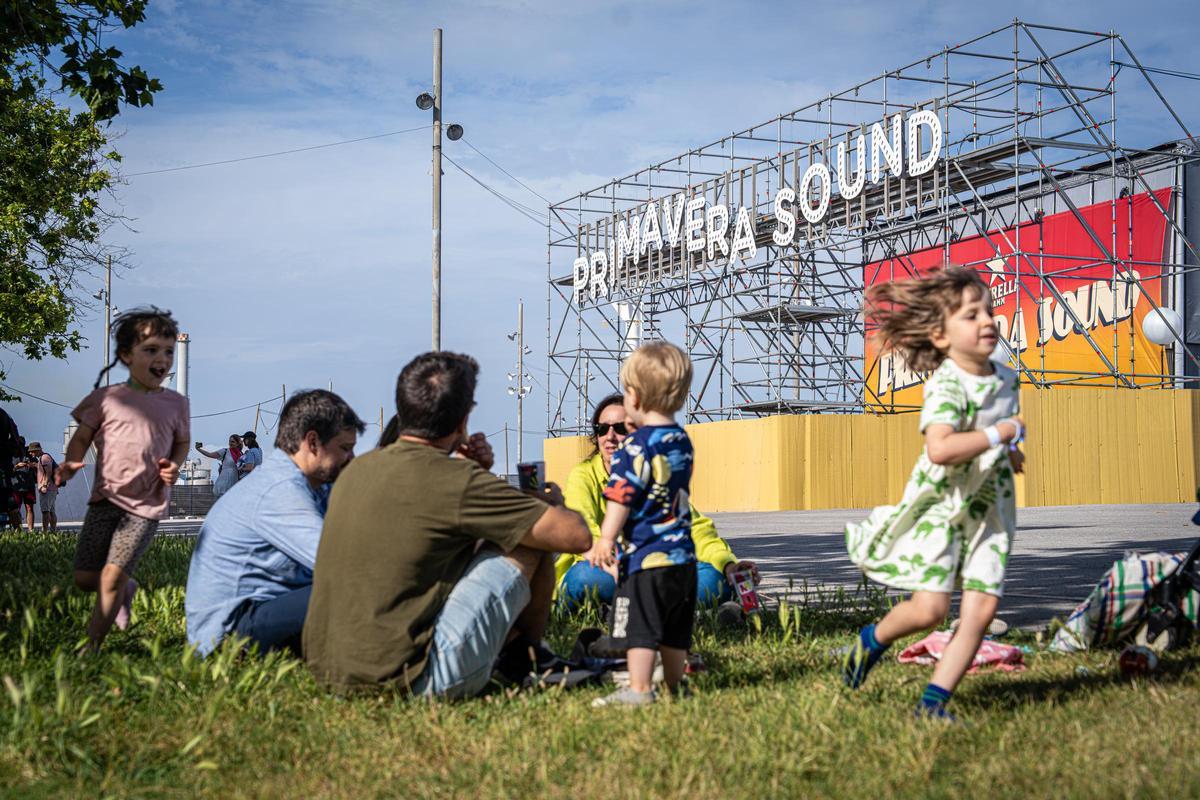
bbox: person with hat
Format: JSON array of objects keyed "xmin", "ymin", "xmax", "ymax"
[
  {"xmin": 239, "ymin": 431, "xmax": 263, "ymax": 476},
  {"xmin": 27, "ymin": 441, "xmax": 58, "ymax": 531}
]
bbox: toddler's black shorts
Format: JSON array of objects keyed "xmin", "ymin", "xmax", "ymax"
[{"xmin": 611, "ymin": 562, "xmax": 697, "ymax": 650}]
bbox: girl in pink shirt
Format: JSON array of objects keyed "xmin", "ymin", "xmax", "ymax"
[{"xmin": 57, "ymin": 308, "xmax": 190, "ymax": 652}]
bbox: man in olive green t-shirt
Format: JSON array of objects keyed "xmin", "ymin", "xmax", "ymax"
[{"xmin": 303, "ymin": 352, "xmax": 590, "ymax": 697}]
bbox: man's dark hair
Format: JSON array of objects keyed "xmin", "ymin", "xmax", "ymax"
[
  {"xmin": 274, "ymin": 390, "xmax": 366, "ymax": 454},
  {"xmin": 395, "ymin": 352, "xmax": 478, "ymax": 439}
]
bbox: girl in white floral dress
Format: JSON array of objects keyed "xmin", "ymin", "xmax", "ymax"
[{"xmin": 842, "ymin": 267, "xmax": 1026, "ymax": 721}]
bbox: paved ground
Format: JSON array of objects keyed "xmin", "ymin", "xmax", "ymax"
[
  {"xmin": 54, "ymin": 518, "xmax": 205, "ymax": 537},
  {"xmin": 48, "ymin": 503, "xmax": 1200, "ymax": 629},
  {"xmin": 712, "ymin": 503, "xmax": 1200, "ymax": 630}
]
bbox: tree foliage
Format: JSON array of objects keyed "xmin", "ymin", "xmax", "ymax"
[{"xmin": 0, "ymin": 1, "xmax": 162, "ymax": 399}]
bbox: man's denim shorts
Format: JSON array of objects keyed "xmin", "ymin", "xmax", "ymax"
[{"xmin": 410, "ymin": 548, "xmax": 530, "ymax": 699}]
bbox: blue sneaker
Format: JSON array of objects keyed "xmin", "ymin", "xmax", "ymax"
[
  {"xmin": 913, "ymin": 703, "xmax": 958, "ymax": 723},
  {"xmin": 842, "ymin": 625, "xmax": 888, "ymax": 689}
]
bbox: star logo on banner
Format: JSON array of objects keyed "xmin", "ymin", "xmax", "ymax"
[{"xmin": 985, "ymin": 258, "xmax": 1006, "ymax": 286}]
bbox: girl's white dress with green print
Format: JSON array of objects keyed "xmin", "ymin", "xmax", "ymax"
[{"xmin": 846, "ymin": 358, "xmax": 1020, "ymax": 596}]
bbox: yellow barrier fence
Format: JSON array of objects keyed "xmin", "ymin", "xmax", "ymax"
[{"xmin": 544, "ymin": 388, "xmax": 1199, "ymax": 512}]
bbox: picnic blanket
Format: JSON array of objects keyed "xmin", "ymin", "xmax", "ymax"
[
  {"xmin": 1049, "ymin": 551, "xmax": 1200, "ymax": 653},
  {"xmin": 897, "ymin": 630, "xmax": 1025, "ymax": 672}
]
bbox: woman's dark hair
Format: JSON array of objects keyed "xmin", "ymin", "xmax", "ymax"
[
  {"xmin": 395, "ymin": 352, "xmax": 478, "ymax": 440},
  {"xmin": 587, "ymin": 393, "xmax": 626, "ymax": 457},
  {"xmin": 94, "ymin": 306, "xmax": 180, "ymax": 389},
  {"xmin": 274, "ymin": 390, "xmax": 366, "ymax": 454},
  {"xmin": 378, "ymin": 414, "xmax": 400, "ymax": 448},
  {"xmin": 242, "ymin": 432, "xmax": 258, "ymax": 448}
]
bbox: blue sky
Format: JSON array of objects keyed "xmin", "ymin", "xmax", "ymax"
[{"xmin": 4, "ymin": 0, "xmax": 1199, "ymax": 468}]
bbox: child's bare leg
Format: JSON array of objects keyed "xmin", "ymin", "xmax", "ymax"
[
  {"xmin": 930, "ymin": 590, "xmax": 999, "ymax": 692},
  {"xmin": 626, "ymin": 647, "xmax": 657, "ymax": 693},
  {"xmin": 84, "ymin": 564, "xmax": 130, "ymax": 650},
  {"xmin": 73, "ymin": 570, "xmax": 100, "ymax": 593},
  {"xmin": 660, "ymin": 646, "xmax": 686, "ymax": 691},
  {"xmin": 844, "ymin": 591, "xmax": 949, "ymax": 689},
  {"xmin": 875, "ymin": 591, "xmax": 951, "ymax": 645}
]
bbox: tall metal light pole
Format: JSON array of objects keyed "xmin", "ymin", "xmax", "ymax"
[
  {"xmin": 507, "ymin": 300, "xmax": 531, "ymax": 463},
  {"xmin": 431, "ymin": 28, "xmax": 442, "ymax": 351},
  {"xmin": 516, "ymin": 300, "xmax": 523, "ymax": 462},
  {"xmin": 104, "ymin": 255, "xmax": 112, "ymax": 384},
  {"xmin": 94, "ymin": 256, "xmax": 113, "ymax": 384},
  {"xmin": 415, "ymin": 30, "xmax": 463, "ymax": 352}
]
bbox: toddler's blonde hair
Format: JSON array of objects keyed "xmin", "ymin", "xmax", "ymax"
[{"xmin": 620, "ymin": 341, "xmax": 692, "ymax": 415}]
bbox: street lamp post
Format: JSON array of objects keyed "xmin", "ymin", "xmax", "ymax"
[
  {"xmin": 507, "ymin": 300, "xmax": 531, "ymax": 463},
  {"xmin": 104, "ymin": 255, "xmax": 111, "ymax": 383},
  {"xmin": 431, "ymin": 29, "xmax": 442, "ymax": 351},
  {"xmin": 415, "ymin": 29, "xmax": 463, "ymax": 351},
  {"xmin": 92, "ymin": 255, "xmax": 113, "ymax": 384}
]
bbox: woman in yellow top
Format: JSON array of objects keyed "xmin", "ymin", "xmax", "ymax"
[{"xmin": 556, "ymin": 393, "xmax": 758, "ymax": 611}]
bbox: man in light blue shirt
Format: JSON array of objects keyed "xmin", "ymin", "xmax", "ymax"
[{"xmin": 185, "ymin": 390, "xmax": 364, "ymax": 656}]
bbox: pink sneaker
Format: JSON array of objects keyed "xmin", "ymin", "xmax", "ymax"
[{"xmin": 114, "ymin": 578, "xmax": 138, "ymax": 631}]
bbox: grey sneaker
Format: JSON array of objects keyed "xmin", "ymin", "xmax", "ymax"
[{"xmin": 591, "ymin": 687, "xmax": 656, "ymax": 708}]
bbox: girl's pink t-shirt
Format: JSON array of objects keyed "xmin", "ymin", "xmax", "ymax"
[{"xmin": 72, "ymin": 384, "xmax": 191, "ymax": 520}]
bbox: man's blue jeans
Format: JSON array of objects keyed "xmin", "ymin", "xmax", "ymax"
[
  {"xmin": 230, "ymin": 585, "xmax": 313, "ymax": 656},
  {"xmin": 558, "ymin": 561, "xmax": 732, "ymax": 613}
]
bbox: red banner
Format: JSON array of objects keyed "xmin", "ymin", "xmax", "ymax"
[{"xmin": 864, "ymin": 188, "xmax": 1175, "ymax": 408}]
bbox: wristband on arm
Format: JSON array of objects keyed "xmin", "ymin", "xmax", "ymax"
[
  {"xmin": 984, "ymin": 425, "xmax": 1003, "ymax": 448},
  {"xmin": 984, "ymin": 418, "xmax": 1023, "ymax": 449}
]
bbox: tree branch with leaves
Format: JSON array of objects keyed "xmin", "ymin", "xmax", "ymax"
[{"xmin": 0, "ymin": 1, "xmax": 161, "ymax": 400}]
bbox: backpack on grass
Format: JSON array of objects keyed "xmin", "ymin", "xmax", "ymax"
[{"xmin": 1051, "ymin": 495, "xmax": 1200, "ymax": 654}]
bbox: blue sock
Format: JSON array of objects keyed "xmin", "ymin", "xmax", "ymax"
[
  {"xmin": 862, "ymin": 623, "xmax": 888, "ymax": 655},
  {"xmin": 920, "ymin": 682, "xmax": 953, "ymax": 710}
]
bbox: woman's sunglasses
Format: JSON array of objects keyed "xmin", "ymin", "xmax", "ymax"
[{"xmin": 593, "ymin": 422, "xmax": 629, "ymax": 437}]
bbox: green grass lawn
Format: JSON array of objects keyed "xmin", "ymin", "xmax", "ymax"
[{"xmin": 2, "ymin": 531, "xmax": 1199, "ymax": 798}]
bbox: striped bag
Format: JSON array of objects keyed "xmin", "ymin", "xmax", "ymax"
[{"xmin": 1050, "ymin": 552, "xmax": 1200, "ymax": 653}]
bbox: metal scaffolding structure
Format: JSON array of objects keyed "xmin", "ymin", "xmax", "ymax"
[{"xmin": 546, "ymin": 20, "xmax": 1200, "ymax": 436}]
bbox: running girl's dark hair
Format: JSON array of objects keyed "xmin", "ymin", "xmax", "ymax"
[
  {"xmin": 864, "ymin": 266, "xmax": 990, "ymax": 373},
  {"xmin": 94, "ymin": 306, "xmax": 180, "ymax": 389},
  {"xmin": 588, "ymin": 393, "xmax": 625, "ymax": 457}
]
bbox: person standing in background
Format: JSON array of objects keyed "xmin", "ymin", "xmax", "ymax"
[
  {"xmin": 197, "ymin": 435, "xmax": 243, "ymax": 497},
  {"xmin": 12, "ymin": 437, "xmax": 37, "ymax": 530},
  {"xmin": 239, "ymin": 431, "xmax": 263, "ymax": 476},
  {"xmin": 28, "ymin": 442, "xmax": 58, "ymax": 532},
  {"xmin": 0, "ymin": 408, "xmax": 22, "ymax": 530}
]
